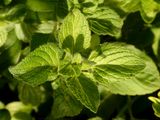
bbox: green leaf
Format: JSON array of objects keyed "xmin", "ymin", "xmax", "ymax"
[
  {"xmin": 31, "ymin": 33, "xmax": 55, "ymax": 51},
  {"xmin": 88, "ymin": 116, "xmax": 103, "ymax": 120},
  {"xmin": 3, "ymin": 0, "xmax": 12, "ymax": 5},
  {"xmin": 35, "ymin": 21, "xmax": 56, "ymax": 34},
  {"xmin": 90, "ymin": 34, "xmax": 100, "ymax": 50},
  {"xmin": 5, "ymin": 37, "xmax": 21, "ymax": 65},
  {"xmin": 118, "ymin": 44, "xmax": 160, "ymax": 95},
  {"xmin": 59, "ymin": 9, "xmax": 91, "ymax": 53},
  {"xmin": 90, "ymin": 42, "xmax": 160, "ymax": 95},
  {"xmin": 18, "ymin": 84, "xmax": 45, "ymax": 106},
  {"xmin": 9, "ymin": 44, "xmax": 63, "ymax": 86},
  {"xmin": 116, "ymin": 0, "xmax": 140, "ymax": 13},
  {"xmin": 80, "ymin": 0, "xmax": 104, "ymax": 13},
  {"xmin": 49, "ymin": 80, "xmax": 83, "ymax": 119},
  {"xmin": 26, "ymin": 0, "xmax": 68, "ymax": 21},
  {"xmin": 12, "ymin": 112, "xmax": 33, "ymax": 120},
  {"xmin": 72, "ymin": 53, "xmax": 83, "ymax": 64},
  {"xmin": 0, "ymin": 109, "xmax": 11, "ymax": 120},
  {"xmin": 152, "ymin": 28, "xmax": 160, "ymax": 57},
  {"xmin": 0, "ymin": 102, "xmax": 5, "ymax": 109},
  {"xmin": 0, "ymin": 27, "xmax": 17, "ymax": 51},
  {"xmin": 58, "ymin": 53, "xmax": 82, "ymax": 78},
  {"xmin": 6, "ymin": 102, "xmax": 32, "ymax": 116},
  {"xmin": 6, "ymin": 102, "xmax": 33, "ymax": 120},
  {"xmin": 0, "ymin": 21, "xmax": 14, "ymax": 48},
  {"xmin": 0, "ymin": 34, "xmax": 21, "ymax": 72},
  {"xmin": 59, "ymin": 64, "xmax": 81, "ymax": 77},
  {"xmin": 90, "ymin": 42, "xmax": 145, "ymax": 82},
  {"xmin": 66, "ymin": 0, "xmax": 79, "ymax": 11},
  {"xmin": 87, "ymin": 7, "xmax": 123, "ymax": 36},
  {"xmin": 140, "ymin": 0, "xmax": 160, "ymax": 23},
  {"xmin": 149, "ymin": 92, "xmax": 160, "ymax": 118},
  {"xmin": 0, "ymin": 4, "xmax": 26, "ymax": 21},
  {"xmin": 113, "ymin": 117, "xmax": 125, "ymax": 120},
  {"xmin": 104, "ymin": 0, "xmax": 160, "ymax": 23},
  {"xmin": 15, "ymin": 22, "xmax": 32, "ymax": 42},
  {"xmin": 26, "ymin": 0, "xmax": 56, "ymax": 12},
  {"xmin": 0, "ymin": 30, "xmax": 7, "ymax": 47},
  {"xmin": 65, "ymin": 74, "xmax": 100, "ymax": 113},
  {"xmin": 55, "ymin": 0, "xmax": 69, "ymax": 20}
]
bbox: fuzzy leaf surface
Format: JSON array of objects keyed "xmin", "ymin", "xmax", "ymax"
[
  {"xmin": 65, "ymin": 74, "xmax": 100, "ymax": 113},
  {"xmin": 9, "ymin": 44, "xmax": 63, "ymax": 86},
  {"xmin": 89, "ymin": 42, "xmax": 160, "ymax": 95},
  {"xmin": 140, "ymin": 0, "xmax": 160, "ymax": 23},
  {"xmin": 50, "ymin": 80, "xmax": 83, "ymax": 119},
  {"xmin": 18, "ymin": 84, "xmax": 44, "ymax": 106},
  {"xmin": 87, "ymin": 7, "xmax": 123, "ymax": 36},
  {"xmin": 59, "ymin": 9, "xmax": 91, "ymax": 53}
]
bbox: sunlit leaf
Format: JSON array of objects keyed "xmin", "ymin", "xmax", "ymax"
[
  {"xmin": 87, "ymin": 7, "xmax": 123, "ymax": 36},
  {"xmin": 59, "ymin": 9, "xmax": 91, "ymax": 53},
  {"xmin": 9, "ymin": 44, "xmax": 63, "ymax": 86}
]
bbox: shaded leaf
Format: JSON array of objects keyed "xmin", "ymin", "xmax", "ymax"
[
  {"xmin": 88, "ymin": 116, "xmax": 103, "ymax": 120},
  {"xmin": 18, "ymin": 84, "xmax": 45, "ymax": 106},
  {"xmin": 12, "ymin": 112, "xmax": 33, "ymax": 120},
  {"xmin": 26, "ymin": 0, "xmax": 56, "ymax": 12},
  {"xmin": 90, "ymin": 34, "xmax": 100, "ymax": 50},
  {"xmin": 0, "ymin": 109, "xmax": 11, "ymax": 120},
  {"xmin": 65, "ymin": 74, "xmax": 100, "ymax": 113},
  {"xmin": 0, "ymin": 35, "xmax": 21, "ymax": 72},
  {"xmin": 80, "ymin": 0, "xmax": 104, "ymax": 13},
  {"xmin": 3, "ymin": 0, "xmax": 12, "ymax": 5},
  {"xmin": 27, "ymin": 0, "xmax": 68, "ymax": 19},
  {"xmin": 31, "ymin": 33, "xmax": 55, "ymax": 51},
  {"xmin": 0, "ymin": 4, "xmax": 26, "ymax": 21},
  {"xmin": 49, "ymin": 80, "xmax": 83, "ymax": 119}
]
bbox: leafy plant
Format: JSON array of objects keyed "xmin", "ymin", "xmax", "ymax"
[{"xmin": 0, "ymin": 0, "xmax": 160, "ymax": 120}]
